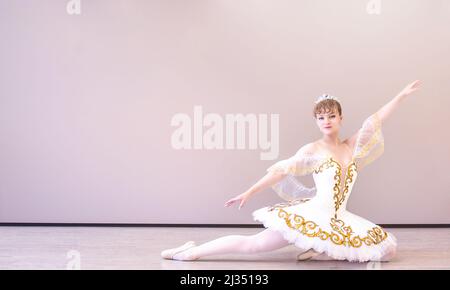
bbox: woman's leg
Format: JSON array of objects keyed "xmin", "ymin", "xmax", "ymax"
[{"xmin": 172, "ymin": 228, "xmax": 291, "ymax": 261}]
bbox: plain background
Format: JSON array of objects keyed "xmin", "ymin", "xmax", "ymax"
[{"xmin": 0, "ymin": 0, "xmax": 449, "ymax": 224}]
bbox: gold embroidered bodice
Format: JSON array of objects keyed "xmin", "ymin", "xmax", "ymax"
[{"xmin": 312, "ymin": 157, "xmax": 358, "ymax": 218}]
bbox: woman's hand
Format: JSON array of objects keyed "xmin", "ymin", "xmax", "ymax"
[
  {"xmin": 398, "ymin": 80, "xmax": 422, "ymax": 97},
  {"xmin": 224, "ymin": 191, "xmax": 252, "ymax": 210},
  {"xmin": 224, "ymin": 171, "xmax": 284, "ymax": 210},
  {"xmin": 375, "ymin": 79, "xmax": 422, "ymax": 123}
]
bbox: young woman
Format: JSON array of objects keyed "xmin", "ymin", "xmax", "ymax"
[{"xmin": 161, "ymin": 80, "xmax": 421, "ymax": 263}]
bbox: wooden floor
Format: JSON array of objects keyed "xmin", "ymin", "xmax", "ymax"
[{"xmin": 0, "ymin": 226, "xmax": 448, "ymax": 270}]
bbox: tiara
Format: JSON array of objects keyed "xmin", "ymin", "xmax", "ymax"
[{"xmin": 315, "ymin": 94, "xmax": 340, "ymax": 104}]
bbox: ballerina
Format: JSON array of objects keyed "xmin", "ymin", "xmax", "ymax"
[{"xmin": 161, "ymin": 80, "xmax": 421, "ymax": 263}]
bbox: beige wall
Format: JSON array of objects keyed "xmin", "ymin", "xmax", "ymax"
[{"xmin": 0, "ymin": 0, "xmax": 449, "ymax": 224}]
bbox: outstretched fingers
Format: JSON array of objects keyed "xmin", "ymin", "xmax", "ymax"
[{"xmin": 224, "ymin": 197, "xmax": 239, "ymax": 208}]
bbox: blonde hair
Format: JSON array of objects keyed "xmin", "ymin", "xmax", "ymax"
[{"xmin": 313, "ymin": 99, "xmax": 342, "ymax": 118}]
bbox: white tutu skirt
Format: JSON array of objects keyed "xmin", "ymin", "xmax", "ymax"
[{"xmin": 252, "ymin": 199, "xmax": 397, "ymax": 263}]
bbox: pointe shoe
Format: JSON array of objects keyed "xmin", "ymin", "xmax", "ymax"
[
  {"xmin": 296, "ymin": 249, "xmax": 321, "ymax": 261},
  {"xmin": 161, "ymin": 241, "xmax": 196, "ymax": 260}
]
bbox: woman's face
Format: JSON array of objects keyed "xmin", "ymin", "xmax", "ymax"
[{"xmin": 315, "ymin": 109, "xmax": 343, "ymax": 135}]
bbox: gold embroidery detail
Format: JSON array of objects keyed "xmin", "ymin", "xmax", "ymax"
[
  {"xmin": 354, "ymin": 113, "xmax": 383, "ymax": 160},
  {"xmin": 274, "ymin": 208, "xmax": 388, "ymax": 247},
  {"xmin": 331, "ymin": 160, "xmax": 342, "ymax": 217},
  {"xmin": 335, "ymin": 162, "xmax": 357, "ymax": 216},
  {"xmin": 268, "ymin": 198, "xmax": 311, "ymax": 212},
  {"xmin": 313, "ymin": 158, "xmax": 335, "ymax": 174},
  {"xmin": 313, "ymin": 158, "xmax": 357, "ymax": 218},
  {"xmin": 358, "ymin": 140, "xmax": 384, "ymax": 169},
  {"xmin": 329, "ymin": 218, "xmax": 387, "ymax": 247},
  {"xmin": 355, "ymin": 128, "xmax": 382, "ymax": 160}
]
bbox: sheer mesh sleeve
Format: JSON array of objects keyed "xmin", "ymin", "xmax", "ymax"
[
  {"xmin": 353, "ymin": 112, "xmax": 385, "ymax": 170},
  {"xmin": 266, "ymin": 145, "xmax": 323, "ymax": 201}
]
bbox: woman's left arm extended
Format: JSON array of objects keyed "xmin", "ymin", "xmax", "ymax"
[
  {"xmin": 376, "ymin": 80, "xmax": 422, "ymax": 124},
  {"xmin": 345, "ymin": 80, "xmax": 422, "ymax": 148}
]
